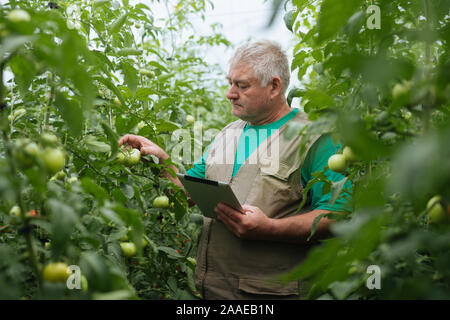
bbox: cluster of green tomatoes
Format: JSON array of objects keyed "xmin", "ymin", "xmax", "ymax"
[
  {"xmin": 327, "ymin": 146, "xmax": 358, "ymax": 173},
  {"xmin": 327, "ymin": 147, "xmax": 449, "ymax": 225},
  {"xmin": 115, "ymin": 147, "xmax": 172, "ymax": 257},
  {"xmin": 117, "ymin": 195, "xmax": 170, "ymax": 259},
  {"xmin": 12, "ymin": 132, "xmax": 66, "ymax": 175}
]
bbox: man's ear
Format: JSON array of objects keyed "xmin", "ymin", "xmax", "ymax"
[{"xmin": 270, "ymin": 76, "xmax": 283, "ymax": 98}]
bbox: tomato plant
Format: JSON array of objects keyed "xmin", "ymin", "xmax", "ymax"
[
  {"xmin": 3, "ymin": 0, "xmax": 448, "ymax": 301},
  {"xmin": 0, "ymin": 0, "xmax": 231, "ymax": 300},
  {"xmin": 280, "ymin": 0, "xmax": 450, "ymax": 299}
]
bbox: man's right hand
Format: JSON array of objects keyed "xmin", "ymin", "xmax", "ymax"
[
  {"xmin": 118, "ymin": 134, "xmax": 169, "ymax": 161},
  {"xmin": 119, "ymin": 134, "xmax": 187, "ymax": 190}
]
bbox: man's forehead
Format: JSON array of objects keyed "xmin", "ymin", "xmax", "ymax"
[
  {"xmin": 227, "ymin": 64, "xmax": 255, "ymax": 82},
  {"xmin": 226, "ymin": 75, "xmax": 251, "ymax": 83}
]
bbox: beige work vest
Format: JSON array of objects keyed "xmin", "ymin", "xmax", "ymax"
[{"xmin": 194, "ymin": 111, "xmax": 319, "ymax": 300}]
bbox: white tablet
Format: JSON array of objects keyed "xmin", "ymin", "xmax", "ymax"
[{"xmin": 176, "ymin": 173, "xmax": 243, "ymax": 218}]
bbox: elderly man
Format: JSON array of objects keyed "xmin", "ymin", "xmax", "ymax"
[{"xmin": 119, "ymin": 40, "xmax": 351, "ymax": 299}]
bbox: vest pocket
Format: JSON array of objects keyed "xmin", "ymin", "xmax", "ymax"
[
  {"xmin": 258, "ymin": 160, "xmax": 302, "ymax": 201},
  {"xmin": 259, "ymin": 160, "xmax": 296, "ymax": 182},
  {"xmin": 238, "ymin": 278, "xmax": 299, "ymax": 296}
]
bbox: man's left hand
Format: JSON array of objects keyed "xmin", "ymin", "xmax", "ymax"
[{"xmin": 214, "ymin": 203, "xmax": 274, "ymax": 240}]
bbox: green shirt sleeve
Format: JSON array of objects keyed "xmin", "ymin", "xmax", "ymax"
[
  {"xmin": 185, "ymin": 145, "xmax": 210, "ymax": 179},
  {"xmin": 301, "ymin": 134, "xmax": 352, "ymax": 212}
]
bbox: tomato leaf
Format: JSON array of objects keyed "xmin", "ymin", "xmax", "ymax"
[
  {"xmin": 318, "ymin": 0, "xmax": 363, "ymax": 43},
  {"xmin": 84, "ymin": 135, "xmax": 111, "ymax": 153},
  {"xmin": 109, "ymin": 13, "xmax": 128, "ymax": 34},
  {"xmin": 54, "ymin": 91, "xmax": 84, "ymax": 137},
  {"xmin": 101, "ymin": 122, "xmax": 120, "ymax": 160},
  {"xmin": 47, "ymin": 199, "xmax": 79, "ymax": 258},
  {"xmin": 330, "ymin": 177, "xmax": 349, "ymax": 206},
  {"xmin": 158, "ymin": 246, "xmax": 183, "ymax": 259},
  {"xmin": 0, "ymin": 35, "xmax": 35, "ymax": 63},
  {"xmin": 81, "ymin": 177, "xmax": 109, "ymax": 205},
  {"xmin": 121, "ymin": 61, "xmax": 139, "ymax": 95}
]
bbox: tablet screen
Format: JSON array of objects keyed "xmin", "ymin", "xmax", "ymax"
[{"xmin": 176, "ymin": 173, "xmax": 242, "ymax": 218}]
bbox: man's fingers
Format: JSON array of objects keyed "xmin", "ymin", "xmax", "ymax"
[
  {"xmin": 119, "ymin": 134, "xmax": 153, "ymax": 150},
  {"xmin": 140, "ymin": 146, "xmax": 157, "ymax": 156},
  {"xmin": 216, "ymin": 208, "xmax": 241, "ymax": 234},
  {"xmin": 141, "ymin": 145, "xmax": 165, "ymax": 159},
  {"xmin": 118, "ymin": 134, "xmax": 129, "ymax": 146},
  {"xmin": 216, "ymin": 203, "xmax": 241, "ymax": 223},
  {"xmin": 118, "ymin": 134, "xmax": 137, "ymax": 147}
]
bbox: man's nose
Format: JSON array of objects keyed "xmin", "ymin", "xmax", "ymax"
[{"xmin": 226, "ymin": 85, "xmax": 238, "ymax": 101}]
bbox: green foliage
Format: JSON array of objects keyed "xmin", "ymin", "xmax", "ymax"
[
  {"xmin": 281, "ymin": 0, "xmax": 450, "ymax": 299},
  {"xmin": 0, "ymin": 0, "xmax": 231, "ymax": 299}
]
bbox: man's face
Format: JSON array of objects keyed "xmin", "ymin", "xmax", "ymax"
[{"xmin": 226, "ymin": 64, "xmax": 273, "ymax": 123}]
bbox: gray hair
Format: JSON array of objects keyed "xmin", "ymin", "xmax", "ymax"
[{"xmin": 229, "ymin": 40, "xmax": 290, "ymax": 96}]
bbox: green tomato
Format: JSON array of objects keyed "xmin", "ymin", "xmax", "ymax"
[
  {"xmin": 53, "ymin": 170, "xmax": 66, "ymax": 181},
  {"xmin": 125, "ymin": 148, "xmax": 141, "ymax": 166},
  {"xmin": 137, "ymin": 121, "xmax": 146, "ymax": 130},
  {"xmin": 392, "ymin": 82, "xmax": 410, "ymax": 99},
  {"xmin": 81, "ymin": 275, "xmax": 88, "ymax": 291},
  {"xmin": 187, "ymin": 257, "xmax": 197, "ymax": 266},
  {"xmin": 13, "ymin": 140, "xmax": 39, "ymax": 168},
  {"xmin": 41, "ymin": 148, "xmax": 65, "ymax": 174},
  {"xmin": 67, "ymin": 176, "xmax": 78, "ymax": 184},
  {"xmin": 427, "ymin": 195, "xmax": 447, "ymax": 224},
  {"xmin": 153, "ymin": 196, "xmax": 170, "ymax": 209},
  {"xmin": 9, "ymin": 205, "xmax": 21, "ymax": 217},
  {"xmin": 24, "ymin": 142, "xmax": 41, "ymax": 158},
  {"xmin": 186, "ymin": 115, "xmax": 195, "ymax": 125},
  {"xmin": 113, "ymin": 97, "xmax": 122, "ymax": 107},
  {"xmin": 116, "ymin": 150, "xmax": 127, "ymax": 164},
  {"xmin": 328, "ymin": 154, "xmax": 347, "ymax": 173},
  {"xmin": 401, "ymin": 110, "xmax": 412, "ymax": 120},
  {"xmin": 343, "ymin": 146, "xmax": 358, "ymax": 162},
  {"xmin": 120, "ymin": 242, "xmax": 137, "ymax": 258},
  {"xmin": 7, "ymin": 9, "xmax": 30, "ymax": 23},
  {"xmin": 348, "ymin": 266, "xmax": 358, "ymax": 275},
  {"xmin": 139, "ymin": 69, "xmax": 155, "ymax": 78},
  {"xmin": 192, "ymin": 97, "xmax": 202, "ymax": 106},
  {"xmin": 41, "ymin": 132, "xmax": 59, "ymax": 146},
  {"xmin": 42, "ymin": 262, "xmax": 70, "ymax": 283}
]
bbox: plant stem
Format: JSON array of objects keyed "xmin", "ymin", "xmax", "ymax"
[
  {"xmin": 0, "ymin": 61, "xmax": 5, "ymax": 105},
  {"xmin": 164, "ymin": 0, "xmax": 176, "ymax": 58},
  {"xmin": 422, "ymin": 0, "xmax": 432, "ymax": 134},
  {"xmin": 43, "ymin": 73, "xmax": 55, "ymax": 132},
  {"xmin": 2, "ymin": 131, "xmax": 43, "ymax": 293},
  {"xmin": 65, "ymin": 145, "xmax": 114, "ymax": 184}
]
